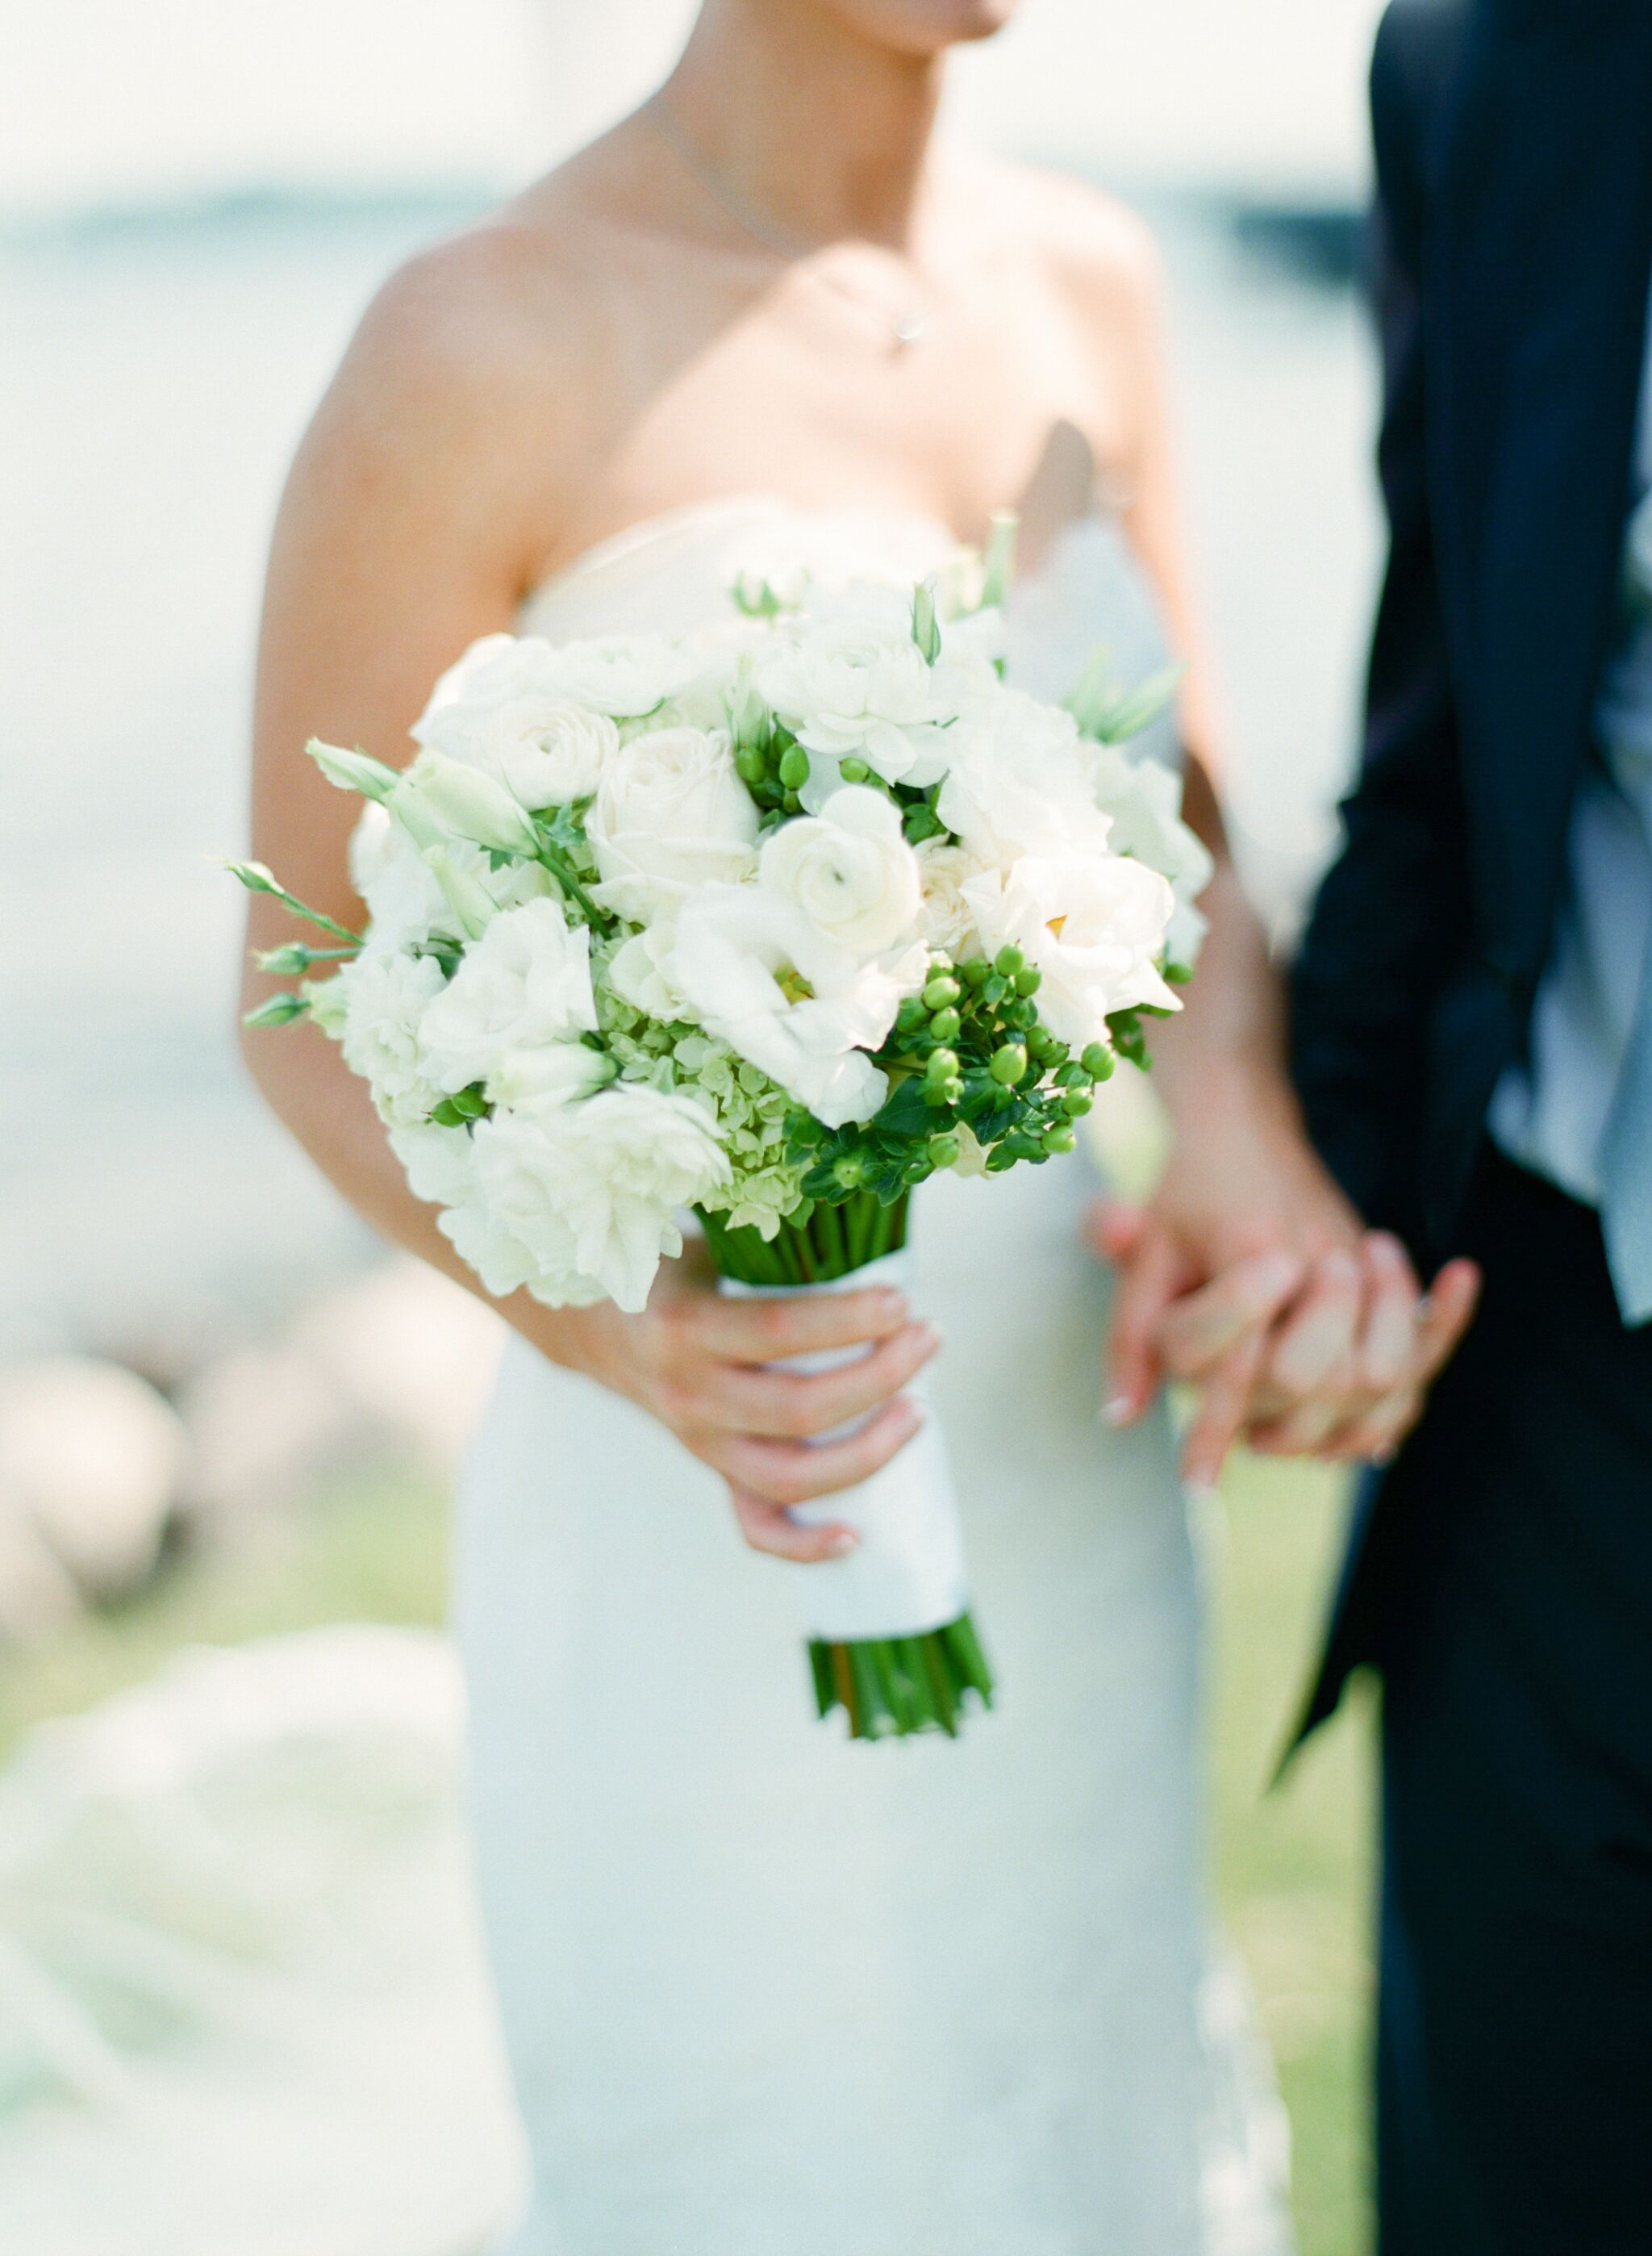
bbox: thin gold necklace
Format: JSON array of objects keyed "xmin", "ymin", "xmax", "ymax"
[{"xmin": 646, "ymin": 96, "xmax": 931, "ymax": 354}]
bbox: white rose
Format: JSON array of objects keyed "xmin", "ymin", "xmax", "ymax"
[
  {"xmin": 606, "ymin": 925, "xmax": 691, "ymax": 1021},
  {"xmin": 339, "ymin": 950, "xmax": 447, "ymax": 1127},
  {"xmin": 418, "ymin": 897, "xmax": 597, "ymax": 1093},
  {"xmin": 758, "ymin": 786, "xmax": 922, "ymax": 959},
  {"xmin": 419, "ymin": 692, "xmax": 620, "ymax": 810},
  {"xmin": 937, "ymin": 689, "xmax": 1115, "ymax": 867},
  {"xmin": 755, "ymin": 613, "xmax": 953, "ymax": 791},
  {"xmin": 1088, "ymin": 744, "xmax": 1215, "ymax": 967},
  {"xmin": 912, "ymin": 836, "xmax": 991, "ymax": 959},
  {"xmin": 962, "ymin": 851, "xmax": 1179, "ymax": 1050},
  {"xmin": 667, "ymin": 884, "xmax": 914, "ymax": 1128},
  {"xmin": 471, "ymin": 1081, "xmax": 729, "ymax": 1313},
  {"xmin": 587, "ymin": 725, "xmax": 760, "ymax": 923}
]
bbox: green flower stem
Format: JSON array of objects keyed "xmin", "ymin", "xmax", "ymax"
[
  {"xmin": 696, "ymin": 1188, "xmax": 994, "ymax": 1743},
  {"xmin": 531, "ymin": 838, "xmax": 611, "ymax": 931}
]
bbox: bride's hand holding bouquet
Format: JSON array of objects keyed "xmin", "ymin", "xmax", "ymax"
[{"xmin": 233, "ymin": 544, "xmax": 1207, "ymax": 1738}]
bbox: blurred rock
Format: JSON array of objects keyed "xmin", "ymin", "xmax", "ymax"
[
  {"xmin": 0, "ymin": 1360, "xmax": 186, "ymax": 1624},
  {"xmin": 289, "ymin": 1258, "xmax": 503, "ymax": 1470},
  {"xmin": 175, "ymin": 1343, "xmax": 363, "ymax": 1521}
]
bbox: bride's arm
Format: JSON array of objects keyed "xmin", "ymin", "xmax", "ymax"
[{"xmin": 243, "ymin": 240, "xmax": 935, "ymax": 1556}]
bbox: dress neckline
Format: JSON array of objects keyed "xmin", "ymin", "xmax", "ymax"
[{"xmin": 517, "ymin": 492, "xmax": 1111, "ymax": 623}]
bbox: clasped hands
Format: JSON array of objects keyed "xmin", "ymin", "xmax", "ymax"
[{"xmin": 1089, "ymin": 1074, "xmax": 1482, "ymax": 1489}]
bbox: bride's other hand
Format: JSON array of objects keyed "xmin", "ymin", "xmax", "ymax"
[{"xmin": 551, "ymin": 1239, "xmax": 938, "ymax": 1563}]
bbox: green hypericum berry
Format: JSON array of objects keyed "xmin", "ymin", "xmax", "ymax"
[
  {"xmin": 839, "ymin": 756, "xmax": 872, "ymax": 783},
  {"xmin": 782, "ymin": 789, "xmax": 803, "ymax": 813},
  {"xmin": 925, "ymin": 1046, "xmax": 961, "ymax": 1083},
  {"xmin": 1164, "ymin": 960, "xmax": 1194, "ymax": 985},
  {"xmin": 777, "ymin": 744, "xmax": 811, "ymax": 790},
  {"xmin": 960, "ymin": 959, "xmax": 991, "ymax": 988},
  {"xmin": 942, "ymin": 1076, "xmax": 965, "ymax": 1105},
  {"xmin": 735, "ymin": 744, "xmax": 768, "ymax": 786},
  {"xmin": 928, "ymin": 1132, "xmax": 961, "ymax": 1168},
  {"xmin": 994, "ymin": 944, "xmax": 1025, "ymax": 977},
  {"xmin": 929, "ymin": 1006, "xmax": 962, "ymax": 1042},
  {"xmin": 922, "ymin": 974, "xmax": 962, "ymax": 1009},
  {"xmin": 1013, "ymin": 965, "xmax": 1042, "ymax": 996},
  {"xmin": 1061, "ymin": 1088, "xmax": 1094, "ymax": 1118},
  {"xmin": 896, "ymin": 995, "xmax": 928, "ymax": 1033},
  {"xmin": 1080, "ymin": 1042, "xmax": 1113, "ymax": 1080},
  {"xmin": 1041, "ymin": 1123, "xmax": 1077, "ymax": 1155},
  {"xmin": 832, "ymin": 1155, "xmax": 865, "ymax": 1188},
  {"xmin": 989, "ymin": 1042, "xmax": 1028, "ymax": 1085}
]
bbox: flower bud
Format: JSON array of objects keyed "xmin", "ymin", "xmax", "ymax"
[
  {"xmin": 423, "ymin": 846, "xmax": 495, "ymax": 940},
  {"xmin": 242, "ymin": 990, "xmax": 310, "ymax": 1028},
  {"xmin": 911, "ymin": 577, "xmax": 941, "ymax": 664},
  {"xmin": 306, "ymin": 739, "xmax": 401, "ymax": 804},
  {"xmin": 396, "ymin": 754, "xmax": 538, "ymax": 857},
  {"xmin": 979, "ymin": 509, "xmax": 1018, "ymax": 611}
]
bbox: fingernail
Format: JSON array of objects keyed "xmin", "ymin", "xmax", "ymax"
[
  {"xmin": 1103, "ymin": 1394, "xmax": 1134, "ymax": 1427},
  {"xmin": 875, "ymin": 1290, "xmax": 908, "ymax": 1322},
  {"xmin": 915, "ymin": 1322, "xmax": 942, "ymax": 1356},
  {"xmin": 827, "ymin": 1531, "xmax": 858, "ymax": 1556}
]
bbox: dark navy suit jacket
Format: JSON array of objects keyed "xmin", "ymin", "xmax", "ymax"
[{"xmin": 1289, "ymin": 0, "xmax": 1652, "ymax": 1733}]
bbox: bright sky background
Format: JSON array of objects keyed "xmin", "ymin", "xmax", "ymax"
[{"xmin": 2, "ymin": 0, "xmax": 1387, "ymax": 219}]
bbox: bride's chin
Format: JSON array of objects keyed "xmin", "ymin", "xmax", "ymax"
[{"xmin": 820, "ymin": 0, "xmax": 1022, "ymax": 53}]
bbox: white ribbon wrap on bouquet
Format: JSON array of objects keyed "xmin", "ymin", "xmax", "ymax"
[{"xmin": 719, "ymin": 1250, "xmax": 970, "ymax": 1643}]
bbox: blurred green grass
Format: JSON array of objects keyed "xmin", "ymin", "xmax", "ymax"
[{"xmin": 0, "ymin": 1452, "xmax": 1375, "ymax": 2256}]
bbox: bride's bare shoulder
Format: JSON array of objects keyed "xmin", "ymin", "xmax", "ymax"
[
  {"xmin": 964, "ymin": 152, "xmax": 1166, "ymax": 332},
  {"xmin": 307, "ymin": 132, "xmax": 649, "ymax": 502}
]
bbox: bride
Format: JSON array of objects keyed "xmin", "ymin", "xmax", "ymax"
[{"xmin": 246, "ymin": 2, "xmax": 1292, "ymax": 2249}]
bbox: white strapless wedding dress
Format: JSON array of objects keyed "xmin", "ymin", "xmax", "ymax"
[{"xmin": 454, "ymin": 497, "xmax": 1291, "ymax": 2256}]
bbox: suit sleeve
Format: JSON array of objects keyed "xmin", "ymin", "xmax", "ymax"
[{"xmin": 1290, "ymin": 0, "xmax": 1473, "ymax": 1242}]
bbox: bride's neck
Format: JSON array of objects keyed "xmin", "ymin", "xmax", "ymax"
[{"xmin": 661, "ymin": 2, "xmax": 943, "ymax": 249}]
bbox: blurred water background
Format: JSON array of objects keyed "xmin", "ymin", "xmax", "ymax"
[{"xmin": 1, "ymin": 6, "xmax": 1387, "ymax": 2250}]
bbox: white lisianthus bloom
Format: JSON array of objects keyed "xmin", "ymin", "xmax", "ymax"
[
  {"xmin": 962, "ymin": 852, "xmax": 1179, "ymax": 1050},
  {"xmin": 348, "ymin": 804, "xmax": 444, "ymax": 953},
  {"xmin": 755, "ymin": 612, "xmax": 953, "ymax": 791},
  {"xmin": 1088, "ymin": 744, "xmax": 1215, "ymax": 967},
  {"xmin": 418, "ymin": 897, "xmax": 597, "ymax": 1093},
  {"xmin": 587, "ymin": 726, "xmax": 760, "ymax": 923},
  {"xmin": 338, "ymin": 950, "xmax": 447, "ymax": 1127},
  {"xmin": 390, "ymin": 1122, "xmax": 574, "ymax": 1304},
  {"xmin": 668, "ymin": 884, "xmax": 912, "ymax": 1128},
  {"xmin": 417, "ymin": 691, "xmax": 620, "ymax": 811},
  {"xmin": 388, "ymin": 1121, "xmax": 478, "ymax": 1207},
  {"xmin": 606, "ymin": 925, "xmax": 692, "ymax": 1021},
  {"xmin": 758, "ymin": 786, "xmax": 922, "ymax": 959},
  {"xmin": 471, "ymin": 1082, "xmax": 729, "ymax": 1312},
  {"xmin": 937, "ymin": 688, "xmax": 1115, "ymax": 867},
  {"xmin": 912, "ymin": 836, "xmax": 991, "ymax": 959}
]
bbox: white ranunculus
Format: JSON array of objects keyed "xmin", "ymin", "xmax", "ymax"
[
  {"xmin": 758, "ymin": 786, "xmax": 922, "ymax": 959},
  {"xmin": 912, "ymin": 836, "xmax": 991, "ymax": 959},
  {"xmin": 545, "ymin": 634, "xmax": 701, "ymax": 719},
  {"xmin": 418, "ymin": 691, "xmax": 620, "ymax": 811},
  {"xmin": 755, "ymin": 613, "xmax": 953, "ymax": 791},
  {"xmin": 1088, "ymin": 744, "xmax": 1215, "ymax": 967},
  {"xmin": 937, "ymin": 689, "xmax": 1115, "ymax": 867},
  {"xmin": 418, "ymin": 897, "xmax": 596, "ymax": 1093},
  {"xmin": 586, "ymin": 725, "xmax": 760, "ymax": 923},
  {"xmin": 962, "ymin": 851, "xmax": 1179, "ymax": 1050},
  {"xmin": 339, "ymin": 950, "xmax": 447, "ymax": 1128},
  {"xmin": 471, "ymin": 1082, "xmax": 729, "ymax": 1312},
  {"xmin": 667, "ymin": 884, "xmax": 910, "ymax": 1128}
]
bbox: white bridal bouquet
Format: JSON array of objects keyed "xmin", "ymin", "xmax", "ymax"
[{"xmin": 233, "ymin": 526, "xmax": 1210, "ymax": 1740}]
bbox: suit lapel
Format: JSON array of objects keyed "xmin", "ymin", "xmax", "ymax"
[{"xmin": 1431, "ymin": 2, "xmax": 1652, "ymax": 955}]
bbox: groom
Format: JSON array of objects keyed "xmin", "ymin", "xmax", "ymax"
[{"xmin": 1112, "ymin": 0, "xmax": 1652, "ymax": 2246}]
